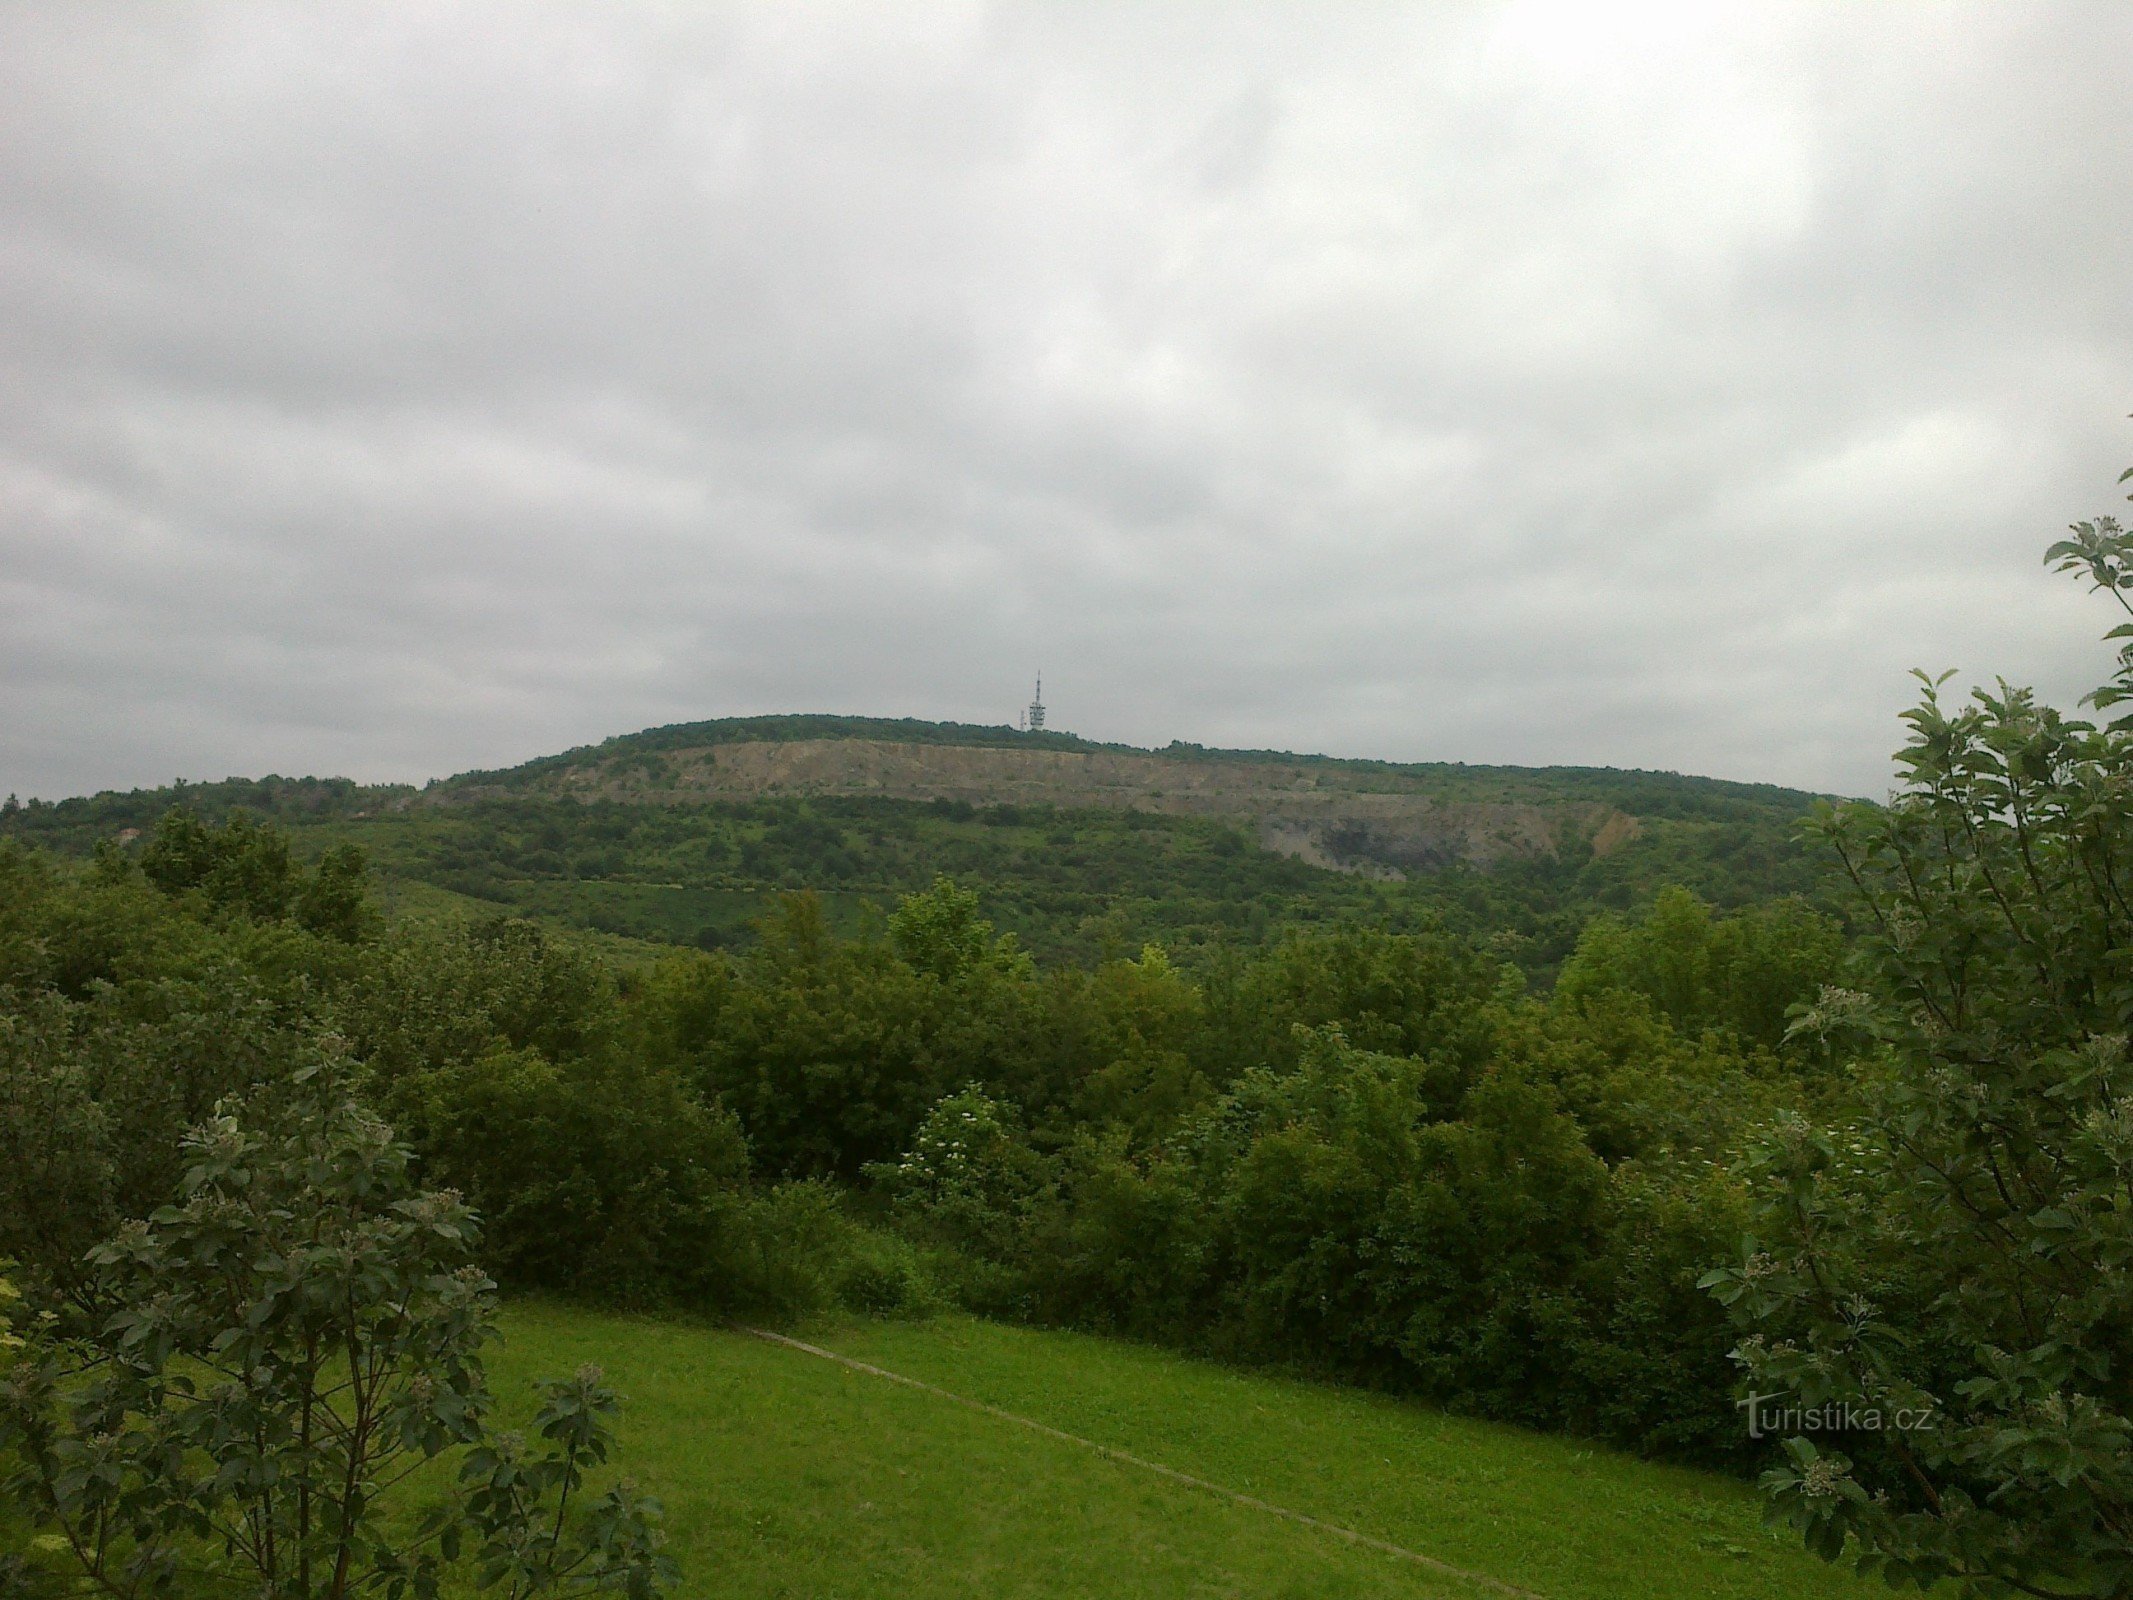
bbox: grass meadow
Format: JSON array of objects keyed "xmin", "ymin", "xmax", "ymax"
[{"xmin": 476, "ymin": 1303, "xmax": 1877, "ymax": 1600}]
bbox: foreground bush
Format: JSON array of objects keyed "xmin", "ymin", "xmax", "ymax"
[
  {"xmin": 1706, "ymin": 473, "xmax": 2133, "ymax": 1591},
  {"xmin": 0, "ymin": 1048, "xmax": 675, "ymax": 1600}
]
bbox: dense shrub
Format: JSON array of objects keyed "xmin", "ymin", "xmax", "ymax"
[
  {"xmin": 708, "ymin": 1181, "xmax": 942, "ymax": 1323},
  {"xmin": 868, "ymin": 1083, "xmax": 1052, "ymax": 1259},
  {"xmin": 1704, "ymin": 488, "xmax": 2133, "ymax": 1589},
  {"xmin": 380, "ymin": 1045, "xmax": 751, "ymax": 1307},
  {"xmin": 1555, "ymin": 885, "xmax": 1843, "ymax": 1051},
  {"xmin": 877, "ymin": 1019, "xmax": 1792, "ymax": 1463},
  {"xmin": 0, "ymin": 1050, "xmax": 674, "ymax": 1599},
  {"xmin": 337, "ymin": 914, "xmax": 617, "ymax": 1077},
  {"xmin": 139, "ymin": 805, "xmax": 375, "ymax": 940}
]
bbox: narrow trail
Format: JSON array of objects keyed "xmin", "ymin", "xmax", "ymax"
[{"xmin": 743, "ymin": 1327, "xmax": 1548, "ymax": 1600}]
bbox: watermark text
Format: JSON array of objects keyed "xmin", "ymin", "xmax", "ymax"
[{"xmin": 1739, "ymin": 1393, "xmax": 1936, "ymax": 1439}]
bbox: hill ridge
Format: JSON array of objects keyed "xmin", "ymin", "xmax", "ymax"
[
  {"xmin": 435, "ymin": 713, "xmax": 1828, "ymax": 810},
  {"xmin": 5, "ymin": 714, "xmax": 1833, "ymax": 887},
  {"xmin": 417, "ymin": 716, "xmax": 1832, "ymax": 879}
]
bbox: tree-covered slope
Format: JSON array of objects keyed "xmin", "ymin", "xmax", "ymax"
[{"xmin": 1, "ymin": 716, "xmax": 1839, "ymax": 970}]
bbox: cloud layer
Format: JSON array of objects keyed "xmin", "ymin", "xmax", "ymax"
[{"xmin": 4, "ymin": 1, "xmax": 2131, "ymax": 800}]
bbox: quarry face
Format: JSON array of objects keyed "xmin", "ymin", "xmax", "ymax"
[{"xmin": 459, "ymin": 737, "xmax": 1639, "ymax": 878}]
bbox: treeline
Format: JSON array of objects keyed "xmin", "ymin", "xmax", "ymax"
[
  {"xmin": 1, "ymin": 804, "xmax": 1845, "ymax": 1468},
  {"xmin": 0, "ymin": 773, "xmax": 410, "ymax": 840}
]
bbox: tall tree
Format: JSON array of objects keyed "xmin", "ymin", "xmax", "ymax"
[
  {"xmin": 0, "ymin": 1044, "xmax": 675, "ymax": 1600},
  {"xmin": 1705, "ymin": 465, "xmax": 2133, "ymax": 1594}
]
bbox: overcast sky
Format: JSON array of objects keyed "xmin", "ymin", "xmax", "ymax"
[{"xmin": 4, "ymin": 2, "xmax": 2131, "ymax": 802}]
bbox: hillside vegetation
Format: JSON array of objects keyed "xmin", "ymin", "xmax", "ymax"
[
  {"xmin": 1, "ymin": 717, "xmax": 1833, "ymax": 971},
  {"xmin": 0, "ymin": 804, "xmax": 1848, "ymax": 1478}
]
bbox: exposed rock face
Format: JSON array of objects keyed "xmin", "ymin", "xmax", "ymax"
[{"xmin": 437, "ymin": 737, "xmax": 1641, "ymax": 878}]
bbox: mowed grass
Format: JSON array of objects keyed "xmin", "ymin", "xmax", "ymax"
[{"xmin": 489, "ymin": 1303, "xmax": 1877, "ymax": 1600}]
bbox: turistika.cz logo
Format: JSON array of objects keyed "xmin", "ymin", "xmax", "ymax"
[{"xmin": 1738, "ymin": 1393, "xmax": 1937, "ymax": 1440}]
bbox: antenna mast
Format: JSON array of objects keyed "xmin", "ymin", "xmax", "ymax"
[{"xmin": 1026, "ymin": 673, "xmax": 1046, "ymax": 732}]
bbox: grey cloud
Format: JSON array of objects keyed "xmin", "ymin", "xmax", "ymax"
[{"xmin": 2, "ymin": 1, "xmax": 2131, "ymax": 803}]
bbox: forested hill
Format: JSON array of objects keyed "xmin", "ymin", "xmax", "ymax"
[
  {"xmin": 434, "ymin": 713, "xmax": 1828, "ymax": 862},
  {"xmin": 442, "ymin": 712, "xmax": 1823, "ymax": 817},
  {"xmin": 1, "ymin": 715, "xmax": 1839, "ymax": 970}
]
